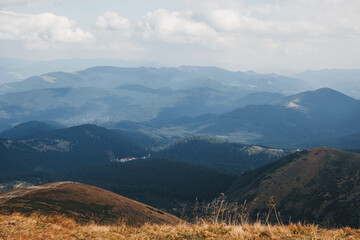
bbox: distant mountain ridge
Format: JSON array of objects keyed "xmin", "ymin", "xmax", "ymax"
[
  {"xmin": 142, "ymin": 88, "xmax": 360, "ymax": 148},
  {"xmin": 273, "ymin": 87, "xmax": 360, "ymax": 115},
  {"xmin": 296, "ymin": 69, "xmax": 360, "ymax": 98},
  {"xmin": 0, "ymin": 66, "xmax": 308, "ymax": 129},
  {"xmin": 0, "ymin": 66, "xmax": 305, "ymax": 94}
]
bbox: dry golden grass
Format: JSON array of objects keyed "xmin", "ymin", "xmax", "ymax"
[{"xmin": 0, "ymin": 213, "xmax": 359, "ymax": 240}]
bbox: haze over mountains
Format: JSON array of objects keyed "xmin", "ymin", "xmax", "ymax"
[
  {"xmin": 1, "ymin": 57, "xmax": 360, "ymax": 98},
  {"xmin": 296, "ymin": 69, "xmax": 360, "ymax": 98},
  {"xmin": 0, "ymin": 66, "xmax": 307, "ymax": 129},
  {"xmin": 0, "ymin": 65, "xmax": 359, "ymax": 150}
]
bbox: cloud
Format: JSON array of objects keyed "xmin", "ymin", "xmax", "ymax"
[
  {"xmin": 0, "ymin": 0, "xmax": 61, "ymax": 8},
  {"xmin": 0, "ymin": 11, "xmax": 93, "ymax": 43},
  {"xmin": 95, "ymin": 12, "xmax": 131, "ymax": 32},
  {"xmin": 200, "ymin": 8, "xmax": 338, "ymax": 38},
  {"xmin": 138, "ymin": 9, "xmax": 216, "ymax": 44},
  {"xmin": 1, "ymin": 0, "xmax": 360, "ymax": 72},
  {"xmin": 200, "ymin": 1, "xmax": 360, "ymax": 39}
]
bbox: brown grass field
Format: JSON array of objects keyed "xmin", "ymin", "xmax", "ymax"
[{"xmin": 0, "ymin": 213, "xmax": 359, "ymax": 240}]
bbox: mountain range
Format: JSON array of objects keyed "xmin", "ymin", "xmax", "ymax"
[
  {"xmin": 0, "ymin": 66, "xmax": 306, "ymax": 129},
  {"xmin": 0, "ymin": 64, "xmax": 360, "ymax": 228},
  {"xmin": 0, "ymin": 66, "xmax": 359, "ymax": 151}
]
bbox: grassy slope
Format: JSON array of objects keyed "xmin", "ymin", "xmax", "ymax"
[
  {"xmin": 0, "ymin": 182, "xmax": 180, "ymax": 226},
  {"xmin": 228, "ymin": 147, "xmax": 360, "ymax": 227},
  {"xmin": 0, "ymin": 213, "xmax": 359, "ymax": 240}
]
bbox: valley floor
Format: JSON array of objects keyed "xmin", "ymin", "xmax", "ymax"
[{"xmin": 0, "ymin": 214, "xmax": 359, "ymax": 240}]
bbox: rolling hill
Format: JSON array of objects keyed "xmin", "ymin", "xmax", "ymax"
[
  {"xmin": 235, "ymin": 91, "xmax": 285, "ymax": 108},
  {"xmin": 227, "ymin": 147, "xmax": 360, "ymax": 228},
  {"xmin": 0, "ymin": 181, "xmax": 180, "ymax": 225},
  {"xmin": 0, "ymin": 121, "xmax": 63, "ymax": 139},
  {"xmin": 152, "ymin": 136, "xmax": 290, "ymax": 175},
  {"xmin": 0, "ymin": 124, "xmax": 148, "ymax": 176}
]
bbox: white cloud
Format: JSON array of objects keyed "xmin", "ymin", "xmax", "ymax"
[
  {"xmin": 0, "ymin": 0, "xmax": 61, "ymax": 8},
  {"xmin": 201, "ymin": 8, "xmax": 341, "ymax": 38},
  {"xmin": 95, "ymin": 12, "xmax": 131, "ymax": 32},
  {"xmin": 0, "ymin": 11, "xmax": 93, "ymax": 43},
  {"xmin": 138, "ymin": 9, "xmax": 216, "ymax": 44},
  {"xmin": 1, "ymin": 0, "xmax": 360, "ymax": 72}
]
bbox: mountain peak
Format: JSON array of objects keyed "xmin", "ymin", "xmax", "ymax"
[{"xmin": 314, "ymin": 87, "xmax": 347, "ymax": 95}]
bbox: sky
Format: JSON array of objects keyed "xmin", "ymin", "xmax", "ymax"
[{"xmin": 0, "ymin": 0, "xmax": 359, "ymax": 74}]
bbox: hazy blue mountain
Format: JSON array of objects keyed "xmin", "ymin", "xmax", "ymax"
[
  {"xmin": 0, "ymin": 56, "xmax": 148, "ymax": 84},
  {"xmin": 272, "ymin": 88, "xmax": 360, "ymax": 116},
  {"xmin": 149, "ymin": 87, "xmax": 239, "ymax": 123},
  {"xmin": 235, "ymin": 92, "xmax": 285, "ymax": 108},
  {"xmin": 0, "ymin": 65, "xmax": 309, "ymax": 128},
  {"xmin": 0, "ymin": 66, "xmax": 305, "ymax": 95},
  {"xmin": 0, "ymin": 121, "xmax": 63, "ymax": 139},
  {"xmin": 207, "ymin": 88, "xmax": 360, "ymax": 147},
  {"xmin": 0, "ymin": 87, "xmax": 148, "ymax": 128},
  {"xmin": 296, "ymin": 69, "xmax": 360, "ymax": 98},
  {"xmin": 305, "ymin": 132, "xmax": 360, "ymax": 150},
  {"xmin": 134, "ymin": 88, "xmax": 360, "ymax": 148},
  {"xmin": 0, "ymin": 85, "xmax": 293, "ymax": 129},
  {"xmin": 0, "ymin": 86, "xmax": 225, "ymax": 128}
]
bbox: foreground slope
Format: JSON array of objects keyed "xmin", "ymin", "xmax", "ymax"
[
  {"xmin": 228, "ymin": 147, "xmax": 360, "ymax": 227},
  {"xmin": 1, "ymin": 214, "xmax": 359, "ymax": 240},
  {"xmin": 0, "ymin": 182, "xmax": 180, "ymax": 225}
]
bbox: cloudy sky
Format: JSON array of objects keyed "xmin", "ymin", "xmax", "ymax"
[{"xmin": 0, "ymin": 0, "xmax": 359, "ymax": 73}]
